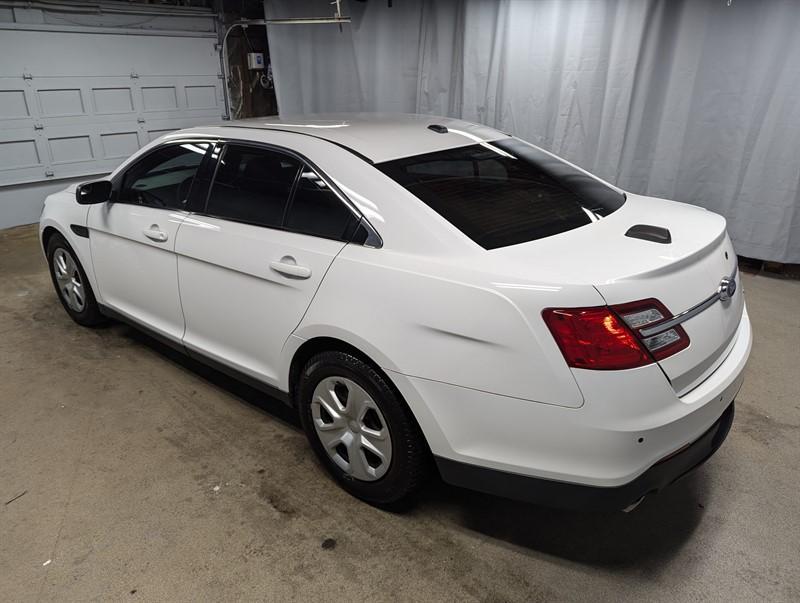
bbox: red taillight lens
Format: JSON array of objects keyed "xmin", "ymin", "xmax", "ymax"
[
  {"xmin": 543, "ymin": 299, "xmax": 690, "ymax": 370},
  {"xmin": 542, "ymin": 307, "xmax": 653, "ymax": 370}
]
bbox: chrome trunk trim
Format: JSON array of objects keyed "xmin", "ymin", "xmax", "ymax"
[{"xmin": 639, "ymin": 267, "xmax": 738, "ymax": 338}]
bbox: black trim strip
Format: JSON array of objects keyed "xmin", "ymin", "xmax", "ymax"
[
  {"xmin": 97, "ymin": 303, "xmax": 292, "ymax": 406},
  {"xmin": 184, "ymin": 346, "xmax": 292, "ymax": 406},
  {"xmin": 70, "ymin": 224, "xmax": 89, "ymax": 238}
]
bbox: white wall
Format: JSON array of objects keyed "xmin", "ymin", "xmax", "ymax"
[
  {"xmin": 0, "ymin": 2, "xmax": 223, "ymax": 229},
  {"xmin": 265, "ymin": 0, "xmax": 800, "ymax": 264}
]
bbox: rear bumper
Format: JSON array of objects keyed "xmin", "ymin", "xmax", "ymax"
[
  {"xmin": 436, "ymin": 402, "xmax": 735, "ymax": 511},
  {"xmin": 387, "ymin": 305, "xmax": 749, "ymax": 508}
]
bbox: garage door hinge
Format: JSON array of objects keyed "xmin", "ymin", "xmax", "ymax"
[
  {"xmin": 23, "ymin": 72, "xmax": 33, "ymax": 80},
  {"xmin": 137, "ymin": 117, "xmax": 146, "ymax": 124},
  {"xmin": 44, "ymin": 169, "xmax": 54, "ymax": 177},
  {"xmin": 34, "ymin": 123, "xmax": 44, "ymax": 130},
  {"xmin": 130, "ymin": 71, "xmax": 139, "ymax": 79}
]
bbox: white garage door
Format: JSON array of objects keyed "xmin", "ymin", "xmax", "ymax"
[
  {"xmin": 0, "ymin": 3, "xmax": 224, "ymax": 228},
  {"xmin": 0, "ymin": 14, "xmax": 223, "ymax": 228}
]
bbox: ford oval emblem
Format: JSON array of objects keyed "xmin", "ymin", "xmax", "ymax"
[{"xmin": 718, "ymin": 276, "xmax": 737, "ymax": 301}]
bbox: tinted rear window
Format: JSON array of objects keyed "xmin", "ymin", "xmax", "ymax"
[{"xmin": 377, "ymin": 139, "xmax": 625, "ymax": 250}]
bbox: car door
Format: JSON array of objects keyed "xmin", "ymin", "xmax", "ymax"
[
  {"xmin": 87, "ymin": 140, "xmax": 213, "ymax": 342},
  {"xmin": 175, "ymin": 142, "xmax": 360, "ymax": 387}
]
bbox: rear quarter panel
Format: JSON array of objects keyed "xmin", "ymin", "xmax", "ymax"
[{"xmin": 293, "ymin": 244, "xmax": 607, "ymax": 409}]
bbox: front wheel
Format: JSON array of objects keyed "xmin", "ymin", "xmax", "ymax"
[
  {"xmin": 46, "ymin": 232, "xmax": 105, "ymax": 327},
  {"xmin": 297, "ymin": 351, "xmax": 430, "ymax": 508}
]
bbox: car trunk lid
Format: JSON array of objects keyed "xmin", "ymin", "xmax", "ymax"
[{"xmin": 490, "ymin": 193, "xmax": 744, "ymax": 395}]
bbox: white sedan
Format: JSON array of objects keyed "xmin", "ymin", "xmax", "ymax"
[{"xmin": 39, "ymin": 114, "xmax": 751, "ymax": 510}]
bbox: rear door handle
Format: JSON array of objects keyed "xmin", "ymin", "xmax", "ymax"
[
  {"xmin": 270, "ymin": 256, "xmax": 312, "ymax": 279},
  {"xmin": 143, "ymin": 225, "xmax": 168, "ymax": 242}
]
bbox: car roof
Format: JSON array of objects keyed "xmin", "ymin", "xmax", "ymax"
[{"xmin": 208, "ymin": 113, "xmax": 511, "ymax": 163}]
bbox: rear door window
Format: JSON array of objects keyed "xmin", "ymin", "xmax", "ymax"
[
  {"xmin": 205, "ymin": 144, "xmax": 300, "ymax": 228},
  {"xmin": 377, "ymin": 139, "xmax": 625, "ymax": 250},
  {"xmin": 284, "ymin": 167, "xmax": 357, "ymax": 240}
]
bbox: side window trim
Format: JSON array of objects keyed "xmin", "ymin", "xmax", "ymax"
[
  {"xmin": 195, "ymin": 138, "xmax": 382, "ymax": 248},
  {"xmin": 184, "ymin": 140, "xmax": 221, "ymax": 213},
  {"xmin": 280, "ymin": 160, "xmax": 305, "ymax": 227},
  {"xmin": 199, "ymin": 141, "xmax": 226, "ymax": 215},
  {"xmin": 111, "ymin": 138, "xmax": 216, "ymax": 210}
]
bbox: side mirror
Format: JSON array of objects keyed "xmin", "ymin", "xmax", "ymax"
[{"xmin": 76, "ymin": 180, "xmax": 112, "ymax": 205}]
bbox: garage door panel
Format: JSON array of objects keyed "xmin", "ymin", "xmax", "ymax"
[
  {"xmin": 142, "ymin": 85, "xmax": 179, "ymax": 112},
  {"xmin": 0, "ymin": 88, "xmax": 31, "ymax": 119},
  {"xmin": 99, "ymin": 131, "xmax": 141, "ymax": 159},
  {"xmin": 36, "ymin": 87, "xmax": 87, "ymax": 117},
  {"xmin": 92, "ymin": 86, "xmax": 135, "ymax": 115},
  {"xmin": 0, "ymin": 125, "xmax": 46, "ymax": 182},
  {"xmin": 48, "ymin": 133, "xmax": 94, "ymax": 164},
  {"xmin": 0, "ymin": 78, "xmax": 37, "ymax": 126},
  {"xmin": 0, "ymin": 138, "xmax": 39, "ymax": 168},
  {"xmin": 0, "ymin": 136, "xmax": 41, "ymax": 178},
  {"xmin": 185, "ymin": 84, "xmax": 218, "ymax": 109}
]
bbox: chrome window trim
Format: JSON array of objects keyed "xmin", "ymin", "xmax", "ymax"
[{"xmin": 639, "ymin": 267, "xmax": 739, "ymax": 338}]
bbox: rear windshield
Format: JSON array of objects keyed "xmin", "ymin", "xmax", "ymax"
[{"xmin": 376, "ymin": 138, "xmax": 625, "ymax": 250}]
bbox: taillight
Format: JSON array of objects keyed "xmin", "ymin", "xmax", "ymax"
[
  {"xmin": 611, "ymin": 298, "xmax": 690, "ymax": 360},
  {"xmin": 543, "ymin": 299, "xmax": 690, "ymax": 370},
  {"xmin": 542, "ymin": 307, "xmax": 652, "ymax": 370}
]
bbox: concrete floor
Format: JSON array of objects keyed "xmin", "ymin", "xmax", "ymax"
[{"xmin": 1, "ymin": 223, "xmax": 798, "ymax": 602}]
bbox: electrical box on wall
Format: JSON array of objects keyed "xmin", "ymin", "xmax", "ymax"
[{"xmin": 247, "ymin": 53, "xmax": 264, "ymax": 70}]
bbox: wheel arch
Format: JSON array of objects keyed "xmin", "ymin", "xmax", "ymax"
[
  {"xmin": 288, "ymin": 336, "xmax": 392, "ymax": 405},
  {"xmin": 287, "ymin": 334, "xmax": 439, "ymax": 470},
  {"xmin": 39, "ymin": 219, "xmax": 102, "ymax": 305},
  {"xmin": 40, "ymin": 225, "xmax": 64, "ymax": 254}
]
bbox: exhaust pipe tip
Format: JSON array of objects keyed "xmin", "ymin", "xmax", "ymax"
[{"xmin": 622, "ymin": 496, "xmax": 646, "ymax": 513}]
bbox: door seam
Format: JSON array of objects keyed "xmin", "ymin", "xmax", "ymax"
[{"xmin": 281, "ymin": 242, "xmax": 350, "ymax": 354}]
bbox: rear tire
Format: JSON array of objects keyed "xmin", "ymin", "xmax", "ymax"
[
  {"xmin": 297, "ymin": 350, "xmax": 430, "ymax": 508},
  {"xmin": 46, "ymin": 232, "xmax": 106, "ymax": 327}
]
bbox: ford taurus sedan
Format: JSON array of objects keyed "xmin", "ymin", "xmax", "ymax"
[{"xmin": 39, "ymin": 114, "xmax": 751, "ymax": 510}]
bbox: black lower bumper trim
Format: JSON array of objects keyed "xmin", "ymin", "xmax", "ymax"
[{"xmin": 435, "ymin": 402, "xmax": 734, "ymax": 511}]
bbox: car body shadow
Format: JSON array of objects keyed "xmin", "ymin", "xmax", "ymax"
[
  {"xmin": 119, "ymin": 323, "xmax": 301, "ymax": 429},
  {"xmin": 416, "ymin": 471, "xmax": 708, "ymax": 568}
]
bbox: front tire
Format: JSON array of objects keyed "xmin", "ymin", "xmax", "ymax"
[
  {"xmin": 298, "ymin": 351, "xmax": 429, "ymax": 508},
  {"xmin": 46, "ymin": 232, "xmax": 105, "ymax": 327}
]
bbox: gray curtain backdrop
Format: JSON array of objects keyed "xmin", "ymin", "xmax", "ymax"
[{"xmin": 264, "ymin": 0, "xmax": 800, "ymax": 263}]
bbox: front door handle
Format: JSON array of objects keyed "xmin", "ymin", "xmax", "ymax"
[
  {"xmin": 143, "ymin": 225, "xmax": 168, "ymax": 242},
  {"xmin": 270, "ymin": 256, "xmax": 312, "ymax": 279}
]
